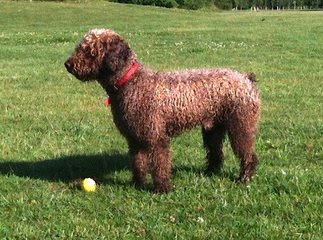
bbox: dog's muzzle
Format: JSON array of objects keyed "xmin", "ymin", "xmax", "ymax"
[{"xmin": 64, "ymin": 59, "xmax": 74, "ymax": 73}]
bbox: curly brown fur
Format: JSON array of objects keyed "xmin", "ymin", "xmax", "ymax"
[{"xmin": 65, "ymin": 29, "xmax": 261, "ymax": 193}]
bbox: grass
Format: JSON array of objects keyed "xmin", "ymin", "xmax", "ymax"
[{"xmin": 0, "ymin": 1, "xmax": 322, "ymax": 238}]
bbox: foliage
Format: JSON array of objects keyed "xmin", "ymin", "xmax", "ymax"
[
  {"xmin": 1, "ymin": 1, "xmax": 323, "ymax": 239},
  {"xmin": 215, "ymin": 0, "xmax": 234, "ymax": 9},
  {"xmin": 18, "ymin": 0, "xmax": 323, "ymax": 9},
  {"xmin": 176, "ymin": 0, "xmax": 214, "ymax": 9},
  {"xmin": 111, "ymin": 0, "xmax": 179, "ymax": 8},
  {"xmin": 110, "ymin": 0, "xmax": 323, "ymax": 9}
]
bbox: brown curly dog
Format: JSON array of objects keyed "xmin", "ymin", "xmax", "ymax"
[{"xmin": 65, "ymin": 29, "xmax": 261, "ymax": 193}]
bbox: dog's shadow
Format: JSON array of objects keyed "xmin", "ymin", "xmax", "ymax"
[
  {"xmin": 0, "ymin": 152, "xmax": 130, "ymax": 185},
  {"xmin": 0, "ymin": 152, "xmax": 237, "ymax": 188}
]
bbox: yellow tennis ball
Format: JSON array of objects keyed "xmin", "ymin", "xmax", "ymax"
[{"xmin": 81, "ymin": 178, "xmax": 96, "ymax": 192}]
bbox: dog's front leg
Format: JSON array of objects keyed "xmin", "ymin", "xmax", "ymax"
[
  {"xmin": 129, "ymin": 145, "xmax": 149, "ymax": 188},
  {"xmin": 150, "ymin": 141, "xmax": 172, "ymax": 194}
]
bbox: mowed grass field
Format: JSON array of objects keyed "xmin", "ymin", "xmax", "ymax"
[{"xmin": 0, "ymin": 1, "xmax": 322, "ymax": 238}]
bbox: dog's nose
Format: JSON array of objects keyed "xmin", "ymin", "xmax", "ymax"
[{"xmin": 64, "ymin": 59, "xmax": 73, "ymax": 70}]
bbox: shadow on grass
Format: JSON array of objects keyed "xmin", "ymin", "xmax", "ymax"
[
  {"xmin": 173, "ymin": 164, "xmax": 237, "ymax": 182},
  {"xmin": 0, "ymin": 152, "xmax": 130, "ymax": 185},
  {"xmin": 0, "ymin": 153, "xmax": 237, "ymax": 189}
]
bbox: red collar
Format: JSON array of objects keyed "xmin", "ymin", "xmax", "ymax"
[
  {"xmin": 105, "ymin": 62, "xmax": 139, "ymax": 106},
  {"xmin": 117, "ymin": 62, "xmax": 139, "ymax": 87}
]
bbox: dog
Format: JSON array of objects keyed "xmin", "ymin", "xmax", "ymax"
[{"xmin": 65, "ymin": 29, "xmax": 261, "ymax": 193}]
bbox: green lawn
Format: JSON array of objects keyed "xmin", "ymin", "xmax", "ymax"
[{"xmin": 0, "ymin": 1, "xmax": 322, "ymax": 239}]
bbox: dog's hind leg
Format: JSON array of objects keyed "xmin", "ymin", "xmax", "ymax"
[{"xmin": 202, "ymin": 122, "xmax": 227, "ymax": 175}]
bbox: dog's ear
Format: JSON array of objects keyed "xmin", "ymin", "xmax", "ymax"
[{"xmin": 104, "ymin": 36, "xmax": 132, "ymax": 73}]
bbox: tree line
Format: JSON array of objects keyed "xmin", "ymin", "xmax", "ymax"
[
  {"xmin": 230, "ymin": 0, "xmax": 323, "ymax": 10},
  {"xmin": 110, "ymin": 0, "xmax": 323, "ymax": 10}
]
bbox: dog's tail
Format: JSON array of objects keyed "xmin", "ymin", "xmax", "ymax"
[{"xmin": 245, "ymin": 72, "xmax": 257, "ymax": 83}]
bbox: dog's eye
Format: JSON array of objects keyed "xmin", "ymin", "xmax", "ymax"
[
  {"xmin": 90, "ymin": 49, "xmax": 97, "ymax": 57},
  {"xmin": 83, "ymin": 46, "xmax": 96, "ymax": 58}
]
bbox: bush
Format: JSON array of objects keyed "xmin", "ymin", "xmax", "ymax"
[
  {"xmin": 155, "ymin": 0, "xmax": 179, "ymax": 8},
  {"xmin": 111, "ymin": 0, "xmax": 216, "ymax": 9},
  {"xmin": 214, "ymin": 0, "xmax": 233, "ymax": 9},
  {"xmin": 177, "ymin": 0, "xmax": 214, "ymax": 9},
  {"xmin": 111, "ymin": 0, "xmax": 178, "ymax": 8}
]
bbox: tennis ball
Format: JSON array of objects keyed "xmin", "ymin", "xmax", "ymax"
[{"xmin": 81, "ymin": 178, "xmax": 96, "ymax": 192}]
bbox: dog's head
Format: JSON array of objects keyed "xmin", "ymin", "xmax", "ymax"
[{"xmin": 65, "ymin": 29, "xmax": 132, "ymax": 82}]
